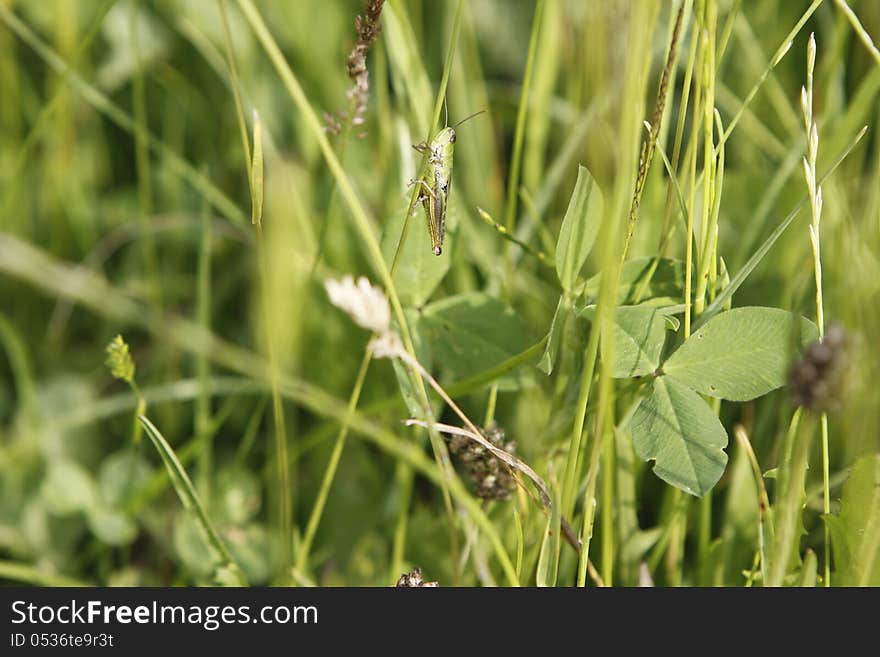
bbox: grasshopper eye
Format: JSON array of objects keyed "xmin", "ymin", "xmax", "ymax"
[{"xmin": 449, "ymin": 131, "xmax": 456, "ymax": 143}]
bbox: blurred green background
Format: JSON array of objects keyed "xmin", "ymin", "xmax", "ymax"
[{"xmin": 0, "ymin": 0, "xmax": 878, "ymax": 586}]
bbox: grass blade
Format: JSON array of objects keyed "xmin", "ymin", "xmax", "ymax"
[{"xmin": 138, "ymin": 415, "xmax": 247, "ymax": 586}]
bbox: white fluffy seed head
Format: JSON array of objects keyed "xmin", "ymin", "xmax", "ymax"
[{"xmin": 324, "ymin": 275, "xmax": 391, "ymax": 334}]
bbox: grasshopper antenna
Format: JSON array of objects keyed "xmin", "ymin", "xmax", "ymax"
[
  {"xmin": 443, "ymin": 96, "xmax": 449, "ymax": 128},
  {"xmin": 452, "ymin": 109, "xmax": 487, "ymax": 129}
]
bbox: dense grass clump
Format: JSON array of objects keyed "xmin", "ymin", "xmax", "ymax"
[{"xmin": 0, "ymin": 0, "xmax": 878, "ymax": 587}]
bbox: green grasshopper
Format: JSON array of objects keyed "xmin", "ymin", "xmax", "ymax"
[{"xmin": 409, "ymin": 110, "xmax": 485, "ymax": 256}]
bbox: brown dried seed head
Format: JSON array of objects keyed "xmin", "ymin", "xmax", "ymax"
[
  {"xmin": 807, "ymin": 341, "xmax": 833, "ymax": 366},
  {"xmin": 449, "ymin": 424, "xmax": 518, "ymax": 501},
  {"xmin": 789, "ymin": 323, "xmax": 849, "ymax": 412},
  {"xmin": 327, "ymin": 1, "xmax": 386, "ymax": 136},
  {"xmin": 395, "ymin": 567, "xmax": 438, "ymax": 587}
]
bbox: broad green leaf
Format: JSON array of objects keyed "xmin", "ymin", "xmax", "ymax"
[
  {"xmin": 555, "ymin": 165, "xmax": 603, "ymax": 292},
  {"xmin": 419, "ymin": 292, "xmax": 532, "ymax": 382},
  {"xmin": 97, "ymin": 2, "xmax": 169, "ymax": 91},
  {"xmin": 620, "ymin": 527, "xmax": 662, "ymax": 568},
  {"xmin": 584, "ymin": 257, "xmax": 685, "ymax": 305},
  {"xmin": 173, "ymin": 514, "xmax": 214, "ymax": 578},
  {"xmin": 99, "ymin": 450, "xmax": 153, "ymax": 507},
  {"xmin": 391, "ymin": 358, "xmax": 427, "ymax": 419},
  {"xmin": 663, "ymin": 307, "xmax": 818, "ymax": 401},
  {"xmin": 445, "ymin": 338, "xmax": 547, "ymax": 397},
  {"xmin": 225, "ymin": 524, "xmax": 272, "ymax": 585},
  {"xmin": 85, "ymin": 504, "xmax": 137, "ymax": 546},
  {"xmin": 380, "ymin": 207, "xmax": 452, "ymax": 307},
  {"xmin": 581, "ymin": 305, "xmax": 668, "ymax": 378},
  {"xmin": 798, "ymin": 550, "xmax": 818, "ymax": 587},
  {"xmin": 537, "ymin": 296, "xmax": 571, "ymax": 375},
  {"xmin": 387, "ymin": 307, "xmax": 434, "ymax": 417},
  {"xmin": 662, "ymin": 312, "xmax": 681, "ymax": 331},
  {"xmin": 216, "ymin": 466, "xmax": 261, "ymax": 526},
  {"xmin": 826, "ymin": 455, "xmax": 880, "ymax": 586},
  {"xmin": 41, "ymin": 459, "xmax": 96, "ymax": 515},
  {"xmin": 629, "ymin": 377, "xmax": 728, "ymax": 497}
]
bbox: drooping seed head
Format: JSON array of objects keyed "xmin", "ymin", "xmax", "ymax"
[
  {"xmin": 395, "ymin": 567, "xmax": 438, "ymax": 587},
  {"xmin": 789, "ymin": 323, "xmax": 849, "ymax": 411},
  {"xmin": 449, "ymin": 424, "xmax": 518, "ymax": 501}
]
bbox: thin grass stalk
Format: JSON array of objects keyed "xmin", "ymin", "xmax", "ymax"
[
  {"xmin": 621, "ymin": 0, "xmax": 685, "ymax": 262},
  {"xmin": 656, "ymin": 0, "xmax": 697, "ymax": 256},
  {"xmin": 734, "ymin": 425, "xmax": 773, "ymax": 584},
  {"xmin": 217, "ymin": 0, "xmax": 253, "ymax": 190},
  {"xmin": 502, "ymin": 0, "xmax": 545, "ymax": 293},
  {"xmin": 660, "ymin": 0, "xmax": 825, "ymax": 266},
  {"xmin": 717, "ymin": 0, "xmax": 824, "ymax": 153},
  {"xmin": 255, "ymin": 220, "xmax": 293, "ymax": 579},
  {"xmin": 698, "ymin": 125, "xmax": 867, "ymax": 327},
  {"xmin": 801, "ymin": 33, "xmax": 832, "ymax": 586},
  {"xmin": 196, "ymin": 182, "xmax": 213, "ymax": 503},
  {"xmin": 130, "ymin": 0, "xmax": 161, "ymax": 309},
  {"xmin": 0, "ymin": 561, "xmax": 90, "ymax": 587},
  {"xmin": 833, "ymin": 0, "xmax": 880, "ymax": 66},
  {"xmin": 296, "ymin": 347, "xmax": 372, "ymax": 574},
  {"xmin": 768, "ymin": 409, "xmax": 808, "ymax": 586},
  {"xmin": 694, "ymin": 0, "xmax": 718, "ymax": 315}
]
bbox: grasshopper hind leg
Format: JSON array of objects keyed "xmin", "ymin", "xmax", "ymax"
[{"xmin": 407, "ymin": 178, "xmax": 443, "ymax": 256}]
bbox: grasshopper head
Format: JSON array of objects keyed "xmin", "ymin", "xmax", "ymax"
[{"xmin": 435, "ymin": 126, "xmax": 457, "ymax": 145}]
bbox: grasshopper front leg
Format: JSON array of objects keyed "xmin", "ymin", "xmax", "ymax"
[
  {"xmin": 413, "ymin": 141, "xmax": 442, "ymax": 164},
  {"xmin": 407, "ymin": 177, "xmax": 437, "ymax": 201}
]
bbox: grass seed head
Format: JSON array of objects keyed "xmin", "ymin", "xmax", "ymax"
[
  {"xmin": 105, "ymin": 334, "xmax": 135, "ymax": 384},
  {"xmin": 325, "ymin": 0, "xmax": 386, "ymax": 134}
]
